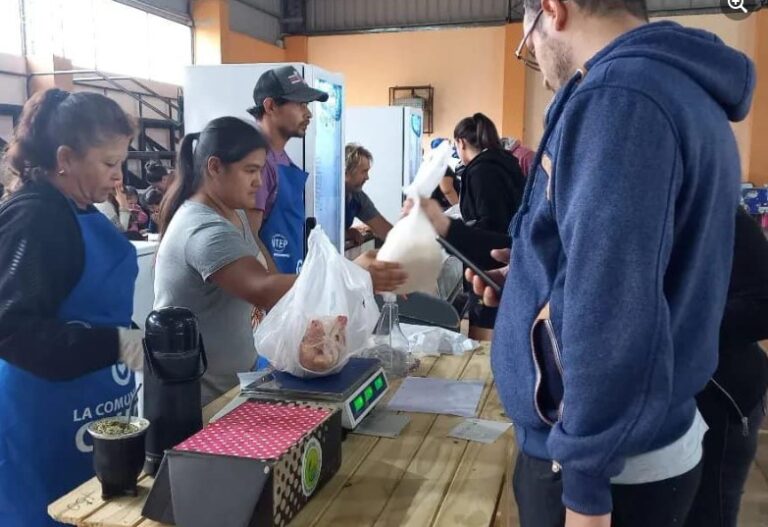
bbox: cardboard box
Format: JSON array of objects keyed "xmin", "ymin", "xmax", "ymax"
[{"xmin": 143, "ymin": 400, "xmax": 342, "ymax": 527}]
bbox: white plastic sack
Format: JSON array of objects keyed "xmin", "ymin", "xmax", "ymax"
[
  {"xmin": 254, "ymin": 227, "xmax": 380, "ymax": 378},
  {"xmin": 377, "ymin": 142, "xmax": 453, "ymax": 295},
  {"xmin": 400, "ymin": 324, "xmax": 480, "ymax": 357}
]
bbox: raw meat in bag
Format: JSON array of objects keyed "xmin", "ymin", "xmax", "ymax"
[{"xmin": 253, "ymin": 227, "xmax": 380, "ymax": 378}]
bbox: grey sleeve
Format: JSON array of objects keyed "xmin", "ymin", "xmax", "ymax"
[
  {"xmin": 356, "ymin": 191, "xmax": 382, "ymax": 223},
  {"xmin": 184, "ymin": 220, "xmax": 256, "ymax": 281}
]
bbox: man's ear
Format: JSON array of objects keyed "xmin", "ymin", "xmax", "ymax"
[
  {"xmin": 542, "ymin": 0, "xmax": 569, "ymax": 31},
  {"xmin": 262, "ymin": 97, "xmax": 278, "ymax": 116}
]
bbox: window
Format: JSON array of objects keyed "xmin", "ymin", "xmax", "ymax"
[
  {"xmin": 24, "ymin": 0, "xmax": 192, "ymax": 84},
  {"xmin": 147, "ymin": 14, "xmax": 193, "ymax": 85},
  {"xmin": 0, "ymin": 0, "xmax": 23, "ymax": 55}
]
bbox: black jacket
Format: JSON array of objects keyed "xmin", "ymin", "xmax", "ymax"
[
  {"xmin": 443, "ymin": 149, "xmax": 523, "ymax": 269},
  {"xmin": 703, "ymin": 208, "xmax": 768, "ymax": 415},
  {"xmin": 0, "ymin": 180, "xmax": 120, "ymax": 380},
  {"xmin": 459, "ymin": 148, "xmax": 525, "ymax": 233}
]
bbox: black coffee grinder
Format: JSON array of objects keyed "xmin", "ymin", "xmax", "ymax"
[{"xmin": 142, "ymin": 307, "xmax": 207, "ymax": 476}]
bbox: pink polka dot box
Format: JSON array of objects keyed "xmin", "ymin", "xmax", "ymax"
[{"xmin": 142, "ymin": 400, "xmax": 342, "ymax": 527}]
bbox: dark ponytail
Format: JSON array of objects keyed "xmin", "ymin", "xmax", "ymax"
[
  {"xmin": 159, "ymin": 116, "xmax": 268, "ymax": 236},
  {"xmin": 2, "ymin": 88, "xmax": 134, "ymax": 189},
  {"xmin": 453, "ymin": 113, "xmax": 501, "ymax": 151}
]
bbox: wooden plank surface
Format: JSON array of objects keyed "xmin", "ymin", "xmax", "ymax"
[
  {"xmin": 290, "ymin": 354, "xmax": 445, "ymax": 526},
  {"xmin": 372, "ymin": 350, "xmax": 493, "ymax": 527},
  {"xmin": 431, "ymin": 384, "xmax": 513, "ymax": 527},
  {"xmin": 305, "ymin": 353, "xmax": 473, "ymax": 526},
  {"xmin": 49, "ymin": 349, "xmax": 512, "ymax": 527}
]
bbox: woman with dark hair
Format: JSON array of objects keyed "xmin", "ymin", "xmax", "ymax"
[
  {"xmin": 429, "ymin": 113, "xmax": 525, "ymax": 340},
  {"xmin": 154, "ymin": 117, "xmax": 406, "ymax": 405},
  {"xmin": 144, "ymin": 160, "xmax": 171, "ymax": 193},
  {"xmin": 142, "ymin": 187, "xmax": 163, "ymax": 235},
  {"xmin": 0, "ymin": 89, "xmax": 144, "ymax": 526}
]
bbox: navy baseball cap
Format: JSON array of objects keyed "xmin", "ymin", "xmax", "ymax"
[{"xmin": 250, "ymin": 66, "xmax": 328, "ymax": 113}]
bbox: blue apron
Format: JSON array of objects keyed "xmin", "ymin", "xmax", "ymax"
[
  {"xmin": 0, "ymin": 206, "xmax": 138, "ymax": 527},
  {"xmin": 261, "ymin": 162, "xmax": 308, "ymax": 274}
]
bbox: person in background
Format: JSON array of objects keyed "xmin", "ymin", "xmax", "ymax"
[
  {"xmin": 155, "ymin": 117, "xmax": 406, "ymax": 406},
  {"xmin": 452, "ymin": 113, "xmax": 525, "ymax": 341},
  {"xmin": 122, "ymin": 163, "xmax": 147, "ymax": 190},
  {"xmin": 142, "ymin": 187, "xmax": 163, "ymax": 235},
  {"xmin": 344, "ymin": 143, "xmax": 393, "ymax": 245},
  {"xmin": 431, "ymin": 166, "xmax": 460, "ymax": 210},
  {"xmin": 428, "ymin": 138, "xmax": 461, "ymax": 209},
  {"xmin": 124, "ymin": 185, "xmax": 148, "ymax": 233},
  {"xmin": 468, "ymin": 0, "xmax": 754, "ymax": 524},
  {"xmin": 140, "ymin": 161, "xmax": 171, "ymax": 206},
  {"xmin": 502, "ymin": 137, "xmax": 536, "ymax": 178},
  {"xmin": 685, "ymin": 208, "xmax": 768, "ymax": 527},
  {"xmin": 94, "ymin": 180, "xmax": 131, "ymax": 232},
  {"xmin": 0, "ymin": 89, "xmax": 145, "ymax": 526},
  {"xmin": 245, "ymin": 66, "xmax": 328, "ymax": 274}
]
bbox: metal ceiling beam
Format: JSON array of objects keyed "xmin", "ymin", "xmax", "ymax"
[{"xmin": 277, "ymin": 0, "xmax": 765, "ymax": 35}]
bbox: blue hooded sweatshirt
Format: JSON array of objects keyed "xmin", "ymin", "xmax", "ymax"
[{"xmin": 492, "ymin": 21, "xmax": 755, "ymax": 515}]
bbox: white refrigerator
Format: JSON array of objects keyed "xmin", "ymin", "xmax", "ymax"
[
  {"xmin": 346, "ymin": 106, "xmax": 423, "ymax": 225},
  {"xmin": 183, "ymin": 63, "xmax": 346, "ymax": 254}
]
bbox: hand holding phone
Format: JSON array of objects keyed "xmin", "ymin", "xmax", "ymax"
[{"xmin": 436, "ymin": 237, "xmax": 506, "ymax": 300}]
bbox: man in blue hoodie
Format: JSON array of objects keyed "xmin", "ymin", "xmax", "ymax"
[{"xmin": 467, "ymin": 1, "xmax": 756, "ymax": 526}]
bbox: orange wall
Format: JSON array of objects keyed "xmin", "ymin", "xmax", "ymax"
[
  {"xmin": 192, "ymin": 0, "xmax": 225, "ymax": 65},
  {"xmin": 307, "ymin": 26, "xmax": 509, "ymax": 142},
  {"xmin": 223, "ymin": 30, "xmax": 286, "ymax": 63},
  {"xmin": 192, "ymin": 0, "xmax": 288, "ymax": 64},
  {"xmin": 502, "ymin": 24, "xmax": 527, "ymax": 141}
]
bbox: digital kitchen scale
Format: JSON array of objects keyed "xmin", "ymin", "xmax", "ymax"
[{"xmin": 242, "ymin": 358, "xmax": 389, "ymax": 429}]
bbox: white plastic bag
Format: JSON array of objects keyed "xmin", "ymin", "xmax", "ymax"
[
  {"xmin": 377, "ymin": 141, "xmax": 453, "ymax": 295},
  {"xmin": 254, "ymin": 227, "xmax": 380, "ymax": 378}
]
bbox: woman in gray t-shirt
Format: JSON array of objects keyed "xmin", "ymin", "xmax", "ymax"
[
  {"xmin": 153, "ymin": 117, "xmax": 296, "ymax": 405},
  {"xmin": 154, "ymin": 117, "xmax": 407, "ymax": 406}
]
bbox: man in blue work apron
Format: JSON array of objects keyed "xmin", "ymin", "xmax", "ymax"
[{"xmin": 245, "ymin": 66, "xmax": 329, "ymax": 274}]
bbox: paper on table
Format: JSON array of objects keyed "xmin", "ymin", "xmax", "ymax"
[
  {"xmin": 448, "ymin": 418, "xmax": 512, "ymax": 444},
  {"xmin": 353, "ymin": 411, "xmax": 411, "ymax": 438},
  {"xmin": 386, "ymin": 377, "xmax": 484, "ymax": 417}
]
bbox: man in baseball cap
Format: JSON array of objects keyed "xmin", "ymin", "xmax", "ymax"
[{"xmin": 245, "ymin": 66, "xmax": 328, "ymax": 274}]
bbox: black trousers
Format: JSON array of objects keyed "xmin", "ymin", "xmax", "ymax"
[
  {"xmin": 512, "ymin": 451, "xmax": 703, "ymax": 527},
  {"xmin": 685, "ymin": 395, "xmax": 765, "ymax": 527}
]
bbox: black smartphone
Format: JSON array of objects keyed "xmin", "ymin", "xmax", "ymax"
[{"xmin": 436, "ymin": 236, "xmax": 503, "ymax": 295}]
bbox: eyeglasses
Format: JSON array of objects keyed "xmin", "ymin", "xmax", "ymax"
[{"xmin": 515, "ymin": 8, "xmax": 544, "ymax": 71}]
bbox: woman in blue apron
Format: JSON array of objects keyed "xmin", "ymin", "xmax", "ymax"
[{"xmin": 0, "ymin": 89, "xmax": 145, "ymax": 526}]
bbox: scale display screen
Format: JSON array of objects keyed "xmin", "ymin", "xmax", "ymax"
[{"xmin": 349, "ymin": 373, "xmax": 388, "ymax": 421}]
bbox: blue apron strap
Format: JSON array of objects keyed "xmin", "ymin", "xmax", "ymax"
[{"xmin": 260, "ymin": 163, "xmax": 308, "ymax": 274}]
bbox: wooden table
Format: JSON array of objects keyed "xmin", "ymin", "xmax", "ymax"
[{"xmin": 49, "ymin": 345, "xmax": 518, "ymax": 527}]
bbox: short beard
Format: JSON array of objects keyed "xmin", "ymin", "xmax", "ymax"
[{"xmin": 539, "ymin": 29, "xmax": 575, "ymax": 91}]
